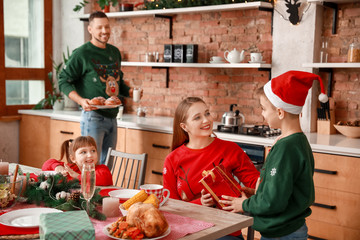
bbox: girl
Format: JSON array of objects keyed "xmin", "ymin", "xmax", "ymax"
[
  {"xmin": 163, "ymin": 97, "xmax": 260, "ymax": 240},
  {"xmin": 42, "ymin": 136, "xmax": 113, "ymax": 186}
]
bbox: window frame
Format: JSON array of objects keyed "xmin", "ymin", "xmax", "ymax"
[{"xmin": 0, "ymin": 0, "xmax": 52, "ymax": 116}]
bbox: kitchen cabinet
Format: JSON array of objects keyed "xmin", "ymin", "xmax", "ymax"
[
  {"xmin": 116, "ymin": 127, "xmax": 126, "ymax": 152},
  {"xmin": 125, "ymin": 129, "xmax": 172, "ymax": 185},
  {"xmin": 307, "ymin": 152, "xmax": 360, "ymax": 240},
  {"xmin": 19, "ymin": 115, "xmax": 51, "ymax": 168},
  {"xmin": 50, "ymin": 120, "xmax": 81, "ymax": 159}
]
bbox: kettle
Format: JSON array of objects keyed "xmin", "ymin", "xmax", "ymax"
[
  {"xmin": 222, "ymin": 104, "xmax": 245, "ymax": 127},
  {"xmin": 224, "ymin": 48, "xmax": 245, "ymax": 63}
]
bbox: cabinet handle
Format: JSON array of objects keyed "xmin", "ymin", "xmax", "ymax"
[
  {"xmin": 308, "ymin": 235, "xmax": 327, "ymax": 240},
  {"xmin": 152, "ymin": 170, "xmax": 163, "ymax": 176},
  {"xmin": 60, "ymin": 131, "xmax": 74, "ymax": 135},
  {"xmin": 314, "ymin": 168, "xmax": 337, "ymax": 175},
  {"xmin": 312, "ymin": 202, "xmax": 336, "ymax": 209},
  {"xmin": 152, "ymin": 144, "xmax": 170, "ymax": 149}
]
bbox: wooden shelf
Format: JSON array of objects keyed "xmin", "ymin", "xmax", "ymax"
[
  {"xmin": 78, "ymin": 1, "xmax": 273, "ymax": 19},
  {"xmin": 308, "ymin": 0, "xmax": 358, "ymax": 4},
  {"xmin": 303, "ymin": 62, "xmax": 360, "ymax": 68},
  {"xmin": 122, "ymin": 61, "xmax": 271, "ymax": 69}
]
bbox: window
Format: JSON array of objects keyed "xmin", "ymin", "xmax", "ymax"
[{"xmin": 0, "ymin": 0, "xmax": 52, "ymax": 116}]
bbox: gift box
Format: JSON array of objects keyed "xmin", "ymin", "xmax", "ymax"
[
  {"xmin": 39, "ymin": 210, "xmax": 95, "ymax": 240},
  {"xmin": 199, "ymin": 164, "xmax": 242, "ymax": 209}
]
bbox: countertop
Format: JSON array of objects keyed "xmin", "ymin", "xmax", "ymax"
[{"xmin": 18, "ymin": 109, "xmax": 360, "ymax": 158}]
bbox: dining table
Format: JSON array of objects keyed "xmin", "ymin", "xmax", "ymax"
[{"xmin": 4, "ymin": 163, "xmax": 254, "ymax": 240}]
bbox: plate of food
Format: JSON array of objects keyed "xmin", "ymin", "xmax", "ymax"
[
  {"xmin": 108, "ymin": 189, "xmax": 140, "ymax": 200},
  {"xmin": 90, "ymin": 96, "xmax": 122, "ymax": 109},
  {"xmin": 103, "ymin": 218, "xmax": 171, "ymax": 240},
  {"xmin": 0, "ymin": 208, "xmax": 62, "ymax": 228},
  {"xmin": 91, "ymin": 104, "xmax": 121, "ymax": 109}
]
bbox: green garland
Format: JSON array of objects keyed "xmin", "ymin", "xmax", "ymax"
[
  {"xmin": 24, "ymin": 174, "xmax": 106, "ymax": 221},
  {"xmin": 144, "ymin": 0, "xmax": 273, "ymax": 10}
]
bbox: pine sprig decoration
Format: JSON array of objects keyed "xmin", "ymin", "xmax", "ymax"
[{"xmin": 24, "ymin": 174, "xmax": 106, "ymax": 220}]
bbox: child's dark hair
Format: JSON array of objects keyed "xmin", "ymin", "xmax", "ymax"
[{"xmin": 59, "ymin": 136, "xmax": 97, "ymax": 164}]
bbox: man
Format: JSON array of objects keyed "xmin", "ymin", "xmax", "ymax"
[{"xmin": 59, "ymin": 11, "xmax": 139, "ymax": 164}]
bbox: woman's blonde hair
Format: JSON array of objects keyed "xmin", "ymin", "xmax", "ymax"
[
  {"xmin": 171, "ymin": 97, "xmax": 206, "ymax": 151},
  {"xmin": 59, "ymin": 136, "xmax": 97, "ymax": 164}
]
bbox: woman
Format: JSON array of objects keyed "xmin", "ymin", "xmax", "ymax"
[{"xmin": 163, "ymin": 97, "xmax": 260, "ymax": 239}]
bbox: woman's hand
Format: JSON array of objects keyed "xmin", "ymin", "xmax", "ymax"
[
  {"xmin": 200, "ymin": 189, "xmax": 215, "ymax": 207},
  {"xmin": 241, "ymin": 187, "xmax": 255, "ymax": 198},
  {"xmin": 219, "ymin": 194, "xmax": 248, "ymax": 213}
]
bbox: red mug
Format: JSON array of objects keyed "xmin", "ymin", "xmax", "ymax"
[{"xmin": 140, "ymin": 184, "xmax": 170, "ymax": 207}]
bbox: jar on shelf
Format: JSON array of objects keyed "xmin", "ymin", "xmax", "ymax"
[{"xmin": 347, "ymin": 42, "xmax": 360, "ymax": 63}]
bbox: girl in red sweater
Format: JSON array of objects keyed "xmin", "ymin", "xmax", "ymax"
[
  {"xmin": 42, "ymin": 136, "xmax": 113, "ymax": 186},
  {"xmin": 163, "ymin": 97, "xmax": 259, "ymax": 240}
]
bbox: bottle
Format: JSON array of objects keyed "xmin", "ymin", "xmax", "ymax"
[{"xmin": 348, "ymin": 41, "xmax": 360, "ymax": 63}]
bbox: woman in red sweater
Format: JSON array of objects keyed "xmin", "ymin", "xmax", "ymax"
[
  {"xmin": 163, "ymin": 97, "xmax": 260, "ymax": 240},
  {"xmin": 42, "ymin": 136, "xmax": 113, "ymax": 186}
]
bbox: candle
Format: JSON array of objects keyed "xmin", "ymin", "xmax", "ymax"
[
  {"xmin": 102, "ymin": 197, "xmax": 120, "ymax": 217},
  {"xmin": 0, "ymin": 160, "xmax": 9, "ymax": 175}
]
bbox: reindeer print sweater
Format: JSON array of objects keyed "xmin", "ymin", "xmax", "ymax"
[
  {"xmin": 163, "ymin": 137, "xmax": 259, "ymax": 204},
  {"xmin": 59, "ymin": 42, "xmax": 130, "ymax": 118}
]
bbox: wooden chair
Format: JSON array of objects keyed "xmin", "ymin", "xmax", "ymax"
[{"xmin": 105, "ymin": 147, "xmax": 147, "ymax": 189}]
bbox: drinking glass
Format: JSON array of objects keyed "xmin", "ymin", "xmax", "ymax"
[{"xmin": 81, "ymin": 162, "xmax": 96, "ymax": 214}]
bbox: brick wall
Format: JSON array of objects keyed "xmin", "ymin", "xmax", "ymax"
[
  {"xmin": 322, "ymin": 2, "xmax": 360, "ymax": 122},
  {"xmin": 91, "ymin": 1, "xmax": 272, "ymax": 123},
  {"xmin": 92, "ymin": 1, "xmax": 359, "ymax": 123}
]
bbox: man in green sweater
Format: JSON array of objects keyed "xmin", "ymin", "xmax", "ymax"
[
  {"xmin": 219, "ymin": 71, "xmax": 329, "ymax": 239},
  {"xmin": 59, "ymin": 11, "xmax": 139, "ymax": 164}
]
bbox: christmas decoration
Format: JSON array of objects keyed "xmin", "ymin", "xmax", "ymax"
[
  {"xmin": 24, "ymin": 174, "xmax": 106, "ymax": 221},
  {"xmin": 144, "ymin": 0, "xmax": 272, "ymax": 10}
]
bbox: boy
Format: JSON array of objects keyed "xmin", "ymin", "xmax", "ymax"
[{"xmin": 219, "ymin": 71, "xmax": 329, "ymax": 239}]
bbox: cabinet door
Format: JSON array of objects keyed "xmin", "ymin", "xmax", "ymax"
[
  {"xmin": 19, "ymin": 115, "xmax": 50, "ymax": 168},
  {"xmin": 125, "ymin": 129, "xmax": 172, "ymax": 185},
  {"xmin": 313, "ymin": 153, "xmax": 360, "ymax": 194},
  {"xmin": 116, "ymin": 127, "xmax": 126, "ymax": 152},
  {"xmin": 50, "ymin": 120, "xmax": 81, "ymax": 159}
]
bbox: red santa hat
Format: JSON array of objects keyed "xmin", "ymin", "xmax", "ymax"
[{"xmin": 264, "ymin": 70, "xmax": 328, "ymax": 114}]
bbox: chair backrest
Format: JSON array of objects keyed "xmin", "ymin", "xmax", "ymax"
[{"xmin": 105, "ymin": 147, "xmax": 147, "ymax": 189}]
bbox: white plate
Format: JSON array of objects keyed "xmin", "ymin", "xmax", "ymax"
[
  {"xmin": 248, "ymin": 61, "xmax": 266, "ymax": 64},
  {"xmin": 108, "ymin": 189, "xmax": 140, "ymax": 200},
  {"xmin": 209, "ymin": 61, "xmax": 225, "ymax": 64},
  {"xmin": 103, "ymin": 223, "xmax": 171, "ymax": 240},
  {"xmin": 0, "ymin": 208, "xmax": 62, "ymax": 228},
  {"xmin": 91, "ymin": 104, "xmax": 121, "ymax": 109}
]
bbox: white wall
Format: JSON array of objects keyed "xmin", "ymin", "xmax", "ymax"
[{"xmin": 271, "ymin": 3, "xmax": 323, "ymax": 132}]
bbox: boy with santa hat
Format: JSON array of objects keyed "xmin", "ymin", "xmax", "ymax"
[{"xmin": 218, "ymin": 71, "xmax": 328, "ymax": 240}]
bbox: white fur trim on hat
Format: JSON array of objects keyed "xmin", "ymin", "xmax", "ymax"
[{"xmin": 264, "ymin": 81, "xmax": 303, "ymax": 114}]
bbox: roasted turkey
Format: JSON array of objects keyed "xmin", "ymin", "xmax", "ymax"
[{"xmin": 126, "ymin": 202, "xmax": 169, "ymax": 238}]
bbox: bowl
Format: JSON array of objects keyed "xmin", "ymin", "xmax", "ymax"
[
  {"xmin": 333, "ymin": 124, "xmax": 360, "ymax": 138},
  {"xmin": 0, "ymin": 175, "xmax": 23, "ymax": 210}
]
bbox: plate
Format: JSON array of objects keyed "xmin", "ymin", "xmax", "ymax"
[
  {"xmin": 248, "ymin": 61, "xmax": 266, "ymax": 64},
  {"xmin": 103, "ymin": 223, "xmax": 171, "ymax": 240},
  {"xmin": 209, "ymin": 61, "xmax": 225, "ymax": 64},
  {"xmin": 91, "ymin": 104, "xmax": 121, "ymax": 109},
  {"xmin": 0, "ymin": 208, "xmax": 62, "ymax": 228},
  {"xmin": 108, "ymin": 189, "xmax": 140, "ymax": 200}
]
